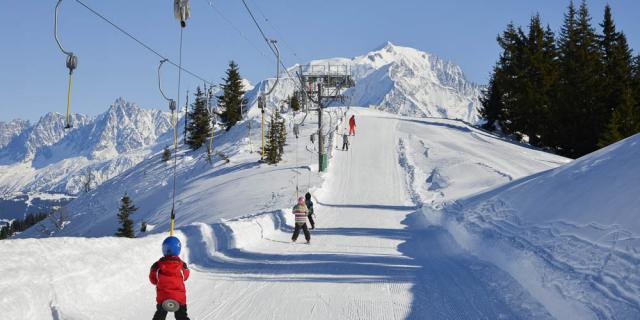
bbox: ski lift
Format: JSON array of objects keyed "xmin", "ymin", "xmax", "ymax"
[
  {"xmin": 54, "ymin": 0, "xmax": 78, "ymax": 129},
  {"xmin": 157, "ymin": 60, "xmax": 177, "ymax": 112},
  {"xmin": 174, "ymin": 0, "xmax": 191, "ymax": 28}
]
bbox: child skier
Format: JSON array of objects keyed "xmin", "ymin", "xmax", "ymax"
[
  {"xmin": 305, "ymin": 192, "xmax": 315, "ymax": 229},
  {"xmin": 292, "ymin": 196, "xmax": 311, "ymax": 243},
  {"xmin": 342, "ymin": 132, "xmax": 349, "ymax": 151},
  {"xmin": 149, "ymin": 236, "xmax": 191, "ymax": 320}
]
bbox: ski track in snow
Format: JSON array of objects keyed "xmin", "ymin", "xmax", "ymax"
[
  {"xmin": 179, "ymin": 110, "xmax": 552, "ymax": 319},
  {"xmin": 5, "ymin": 108, "xmax": 635, "ymax": 319}
]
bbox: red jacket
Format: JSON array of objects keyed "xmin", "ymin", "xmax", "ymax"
[
  {"xmin": 149, "ymin": 256, "xmax": 190, "ymax": 305},
  {"xmin": 349, "ymin": 116, "xmax": 356, "ymax": 127}
]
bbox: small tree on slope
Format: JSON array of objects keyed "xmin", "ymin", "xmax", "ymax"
[
  {"xmin": 264, "ymin": 111, "xmax": 285, "ymax": 164},
  {"xmin": 290, "ymin": 94, "xmax": 301, "ymax": 112},
  {"xmin": 116, "ymin": 192, "xmax": 138, "ymax": 238},
  {"xmin": 276, "ymin": 109, "xmax": 287, "ymax": 156},
  {"xmin": 187, "ymin": 87, "xmax": 212, "ymax": 150},
  {"xmin": 162, "ymin": 145, "xmax": 171, "ymax": 162},
  {"xmin": 218, "ymin": 61, "xmax": 247, "ymax": 131}
]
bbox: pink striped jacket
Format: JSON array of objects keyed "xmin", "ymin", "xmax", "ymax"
[{"xmin": 292, "ymin": 203, "xmax": 308, "ymax": 224}]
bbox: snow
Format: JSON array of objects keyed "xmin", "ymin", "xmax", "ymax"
[
  {"xmin": 0, "ymin": 119, "xmax": 30, "ymax": 148},
  {"xmin": 10, "ymin": 108, "xmax": 634, "ymax": 319},
  {"xmin": 245, "ymin": 42, "xmax": 483, "ymax": 124},
  {"xmin": 0, "ymin": 54, "xmax": 637, "ymax": 317},
  {"xmin": 0, "ymin": 43, "xmax": 481, "ymax": 213},
  {"xmin": 424, "ymin": 133, "xmax": 640, "ymax": 318},
  {"xmin": 0, "ymin": 98, "xmax": 173, "ymax": 197}
]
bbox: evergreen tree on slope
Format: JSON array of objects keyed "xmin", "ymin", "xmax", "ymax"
[
  {"xmin": 187, "ymin": 87, "xmax": 211, "ymax": 150},
  {"xmin": 218, "ymin": 61, "xmax": 246, "ymax": 131},
  {"xmin": 553, "ymin": 0, "xmax": 604, "ymax": 157},
  {"xmin": 116, "ymin": 192, "xmax": 138, "ymax": 238},
  {"xmin": 598, "ymin": 5, "xmax": 638, "ymax": 146}
]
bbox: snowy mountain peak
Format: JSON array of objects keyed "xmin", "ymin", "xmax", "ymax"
[
  {"xmin": 0, "ymin": 98, "xmax": 173, "ymax": 195},
  {"xmin": 247, "ymin": 43, "xmax": 483, "ymax": 123},
  {"xmin": 0, "ymin": 119, "xmax": 30, "ymax": 148}
]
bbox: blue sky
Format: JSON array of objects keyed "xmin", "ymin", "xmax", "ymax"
[{"xmin": 1, "ymin": 0, "xmax": 638, "ymax": 122}]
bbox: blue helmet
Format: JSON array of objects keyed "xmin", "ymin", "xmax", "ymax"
[{"xmin": 162, "ymin": 236, "xmax": 181, "ymax": 256}]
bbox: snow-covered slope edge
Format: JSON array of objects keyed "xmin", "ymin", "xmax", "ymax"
[{"xmin": 417, "ymin": 134, "xmax": 640, "ymax": 318}]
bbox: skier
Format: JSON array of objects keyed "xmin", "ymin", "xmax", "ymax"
[
  {"xmin": 292, "ymin": 196, "xmax": 311, "ymax": 243},
  {"xmin": 348, "ymin": 115, "xmax": 356, "ymax": 136},
  {"xmin": 293, "ymin": 123, "xmax": 300, "ymax": 139},
  {"xmin": 149, "ymin": 236, "xmax": 191, "ymax": 320},
  {"xmin": 305, "ymin": 192, "xmax": 315, "ymax": 229},
  {"xmin": 342, "ymin": 132, "xmax": 349, "ymax": 151}
]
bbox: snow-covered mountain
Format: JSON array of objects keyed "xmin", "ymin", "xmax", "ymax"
[
  {"xmin": 0, "ymin": 42, "xmax": 482, "ymax": 217},
  {"xmin": 0, "ymin": 98, "xmax": 173, "ymax": 196},
  {"xmin": 246, "ymin": 42, "xmax": 483, "ymax": 123},
  {"xmin": 0, "ymin": 119, "xmax": 30, "ymax": 149}
]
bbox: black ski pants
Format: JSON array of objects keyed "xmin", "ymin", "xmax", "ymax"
[
  {"xmin": 342, "ymin": 141, "xmax": 349, "ymax": 151},
  {"xmin": 307, "ymin": 214, "xmax": 315, "ymax": 229},
  {"xmin": 153, "ymin": 304, "xmax": 190, "ymax": 320},
  {"xmin": 292, "ymin": 223, "xmax": 310, "ymax": 242}
]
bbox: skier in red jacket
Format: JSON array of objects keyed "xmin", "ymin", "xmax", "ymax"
[
  {"xmin": 348, "ymin": 115, "xmax": 356, "ymax": 136},
  {"xmin": 149, "ymin": 236, "xmax": 191, "ymax": 320}
]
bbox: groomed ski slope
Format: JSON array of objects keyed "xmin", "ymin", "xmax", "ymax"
[{"xmin": 2, "ymin": 108, "xmax": 583, "ymax": 319}]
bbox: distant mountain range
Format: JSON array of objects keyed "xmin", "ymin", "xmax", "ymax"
[{"xmin": 0, "ymin": 42, "xmax": 483, "ymax": 199}]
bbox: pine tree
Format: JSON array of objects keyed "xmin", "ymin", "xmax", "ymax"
[
  {"xmin": 496, "ymin": 23, "xmax": 524, "ymax": 136},
  {"xmin": 162, "ymin": 145, "xmax": 171, "ymax": 162},
  {"xmin": 479, "ymin": 70, "xmax": 505, "ymax": 131},
  {"xmin": 264, "ymin": 111, "xmax": 284, "ymax": 164},
  {"xmin": 0, "ymin": 224, "xmax": 9, "ymax": 240},
  {"xmin": 290, "ymin": 94, "xmax": 301, "ymax": 112},
  {"xmin": 218, "ymin": 61, "xmax": 246, "ymax": 131},
  {"xmin": 600, "ymin": 92, "xmax": 640, "ymax": 144},
  {"xmin": 509, "ymin": 15, "xmax": 558, "ymax": 147},
  {"xmin": 277, "ymin": 111, "xmax": 287, "ymax": 156},
  {"xmin": 115, "ymin": 192, "xmax": 138, "ymax": 238},
  {"xmin": 186, "ymin": 87, "xmax": 212, "ymax": 150},
  {"xmin": 552, "ymin": 0, "xmax": 604, "ymax": 157},
  {"xmin": 597, "ymin": 5, "xmax": 637, "ymax": 146}
]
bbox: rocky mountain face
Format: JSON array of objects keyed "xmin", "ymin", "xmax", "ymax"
[{"xmin": 0, "ymin": 98, "xmax": 173, "ymax": 196}]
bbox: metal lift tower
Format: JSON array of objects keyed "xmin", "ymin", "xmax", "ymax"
[{"xmin": 298, "ymin": 63, "xmax": 355, "ymax": 172}]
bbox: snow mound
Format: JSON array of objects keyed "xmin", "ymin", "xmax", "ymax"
[
  {"xmin": 433, "ymin": 133, "xmax": 640, "ymax": 318},
  {"xmin": 464, "ymin": 132, "xmax": 640, "ymax": 234}
]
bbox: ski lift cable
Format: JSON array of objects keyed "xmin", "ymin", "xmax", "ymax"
[
  {"xmin": 73, "ymin": 0, "xmax": 212, "ymax": 86},
  {"xmin": 167, "ymin": 0, "xmax": 191, "ymax": 236},
  {"xmin": 201, "ymin": 0, "xmax": 271, "ymax": 62},
  {"xmin": 239, "ymin": 0, "xmax": 304, "ymax": 95},
  {"xmin": 247, "ymin": 0, "xmax": 300, "ymax": 59}
]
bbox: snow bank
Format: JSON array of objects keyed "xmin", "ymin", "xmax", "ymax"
[
  {"xmin": 466, "ymin": 133, "xmax": 640, "ymax": 231},
  {"xmin": 0, "ymin": 234, "xmax": 167, "ymax": 319},
  {"xmin": 433, "ymin": 134, "xmax": 640, "ymax": 318}
]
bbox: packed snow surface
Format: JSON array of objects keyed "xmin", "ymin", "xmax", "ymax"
[{"xmin": 2, "ymin": 108, "xmax": 638, "ymax": 319}]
